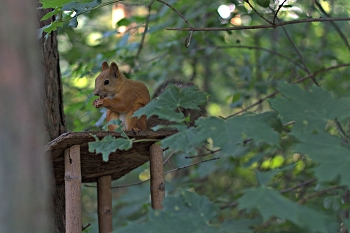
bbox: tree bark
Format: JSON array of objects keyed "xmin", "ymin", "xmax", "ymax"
[
  {"xmin": 0, "ymin": 0, "xmax": 52, "ymax": 232},
  {"xmin": 38, "ymin": 7, "xmax": 67, "ymax": 233}
]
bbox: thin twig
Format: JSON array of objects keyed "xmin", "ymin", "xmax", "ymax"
[
  {"xmin": 165, "ymin": 157, "xmax": 220, "ymax": 174},
  {"xmin": 291, "ymin": 62, "xmax": 350, "ymax": 84},
  {"xmin": 82, "ymin": 223, "xmax": 91, "ymax": 231},
  {"xmin": 280, "ymin": 26, "xmax": 318, "ymax": 85},
  {"xmin": 226, "ymin": 62, "xmax": 350, "ymax": 118},
  {"xmin": 220, "ymin": 201, "xmax": 238, "ymax": 210},
  {"xmin": 244, "ymin": 0, "xmax": 272, "ymax": 24},
  {"xmin": 156, "ymin": 0, "xmax": 194, "ymax": 47},
  {"xmin": 167, "ymin": 17, "xmax": 350, "ymax": 31},
  {"xmin": 185, "ymin": 149, "xmax": 221, "ymax": 159},
  {"xmin": 315, "ymin": 0, "xmax": 350, "ymax": 51},
  {"xmin": 334, "ymin": 118, "xmax": 349, "ymax": 143},
  {"xmin": 270, "ymin": 7, "xmax": 317, "ymax": 85},
  {"xmin": 87, "ymin": 157, "xmax": 221, "ymax": 189},
  {"xmin": 273, "ymin": 0, "xmax": 287, "ymax": 26},
  {"xmin": 163, "ymin": 150, "xmax": 175, "ymax": 164},
  {"xmin": 156, "ymin": 0, "xmax": 193, "ymax": 29},
  {"xmin": 280, "ymin": 178, "xmax": 317, "ymax": 193},
  {"xmin": 191, "ymin": 45, "xmax": 306, "ymax": 71},
  {"xmin": 298, "ymin": 185, "xmax": 345, "ymax": 204},
  {"xmin": 134, "ymin": 0, "xmax": 155, "ymax": 60}
]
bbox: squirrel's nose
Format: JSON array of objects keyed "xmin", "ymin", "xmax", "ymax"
[{"xmin": 94, "ymin": 91, "xmax": 99, "ymax": 96}]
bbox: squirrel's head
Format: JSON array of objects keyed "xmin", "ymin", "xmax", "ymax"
[{"xmin": 94, "ymin": 62, "xmax": 125, "ymax": 99}]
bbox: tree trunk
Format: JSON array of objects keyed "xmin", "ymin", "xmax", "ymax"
[
  {"xmin": 38, "ymin": 8, "xmax": 67, "ymax": 233},
  {"xmin": 0, "ymin": 0, "xmax": 52, "ymax": 232}
]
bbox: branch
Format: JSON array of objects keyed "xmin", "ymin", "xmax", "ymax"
[
  {"xmin": 156, "ymin": 0, "xmax": 193, "ymax": 29},
  {"xmin": 220, "ymin": 178, "xmax": 316, "ymax": 210},
  {"xmin": 167, "ymin": 17, "xmax": 350, "ymax": 31},
  {"xmin": 165, "ymin": 157, "xmax": 220, "ymax": 174},
  {"xmin": 244, "ymin": 0, "xmax": 272, "ymax": 24},
  {"xmin": 315, "ymin": 0, "xmax": 350, "ymax": 51},
  {"xmin": 156, "ymin": 0, "xmax": 194, "ymax": 47},
  {"xmin": 82, "ymin": 223, "xmax": 91, "ymax": 231},
  {"xmin": 93, "ymin": 157, "xmax": 220, "ymax": 189},
  {"xmin": 273, "ymin": 0, "xmax": 287, "ymax": 25},
  {"xmin": 163, "ymin": 150, "xmax": 175, "ymax": 164},
  {"xmin": 134, "ymin": 0, "xmax": 155, "ymax": 60},
  {"xmin": 280, "ymin": 178, "xmax": 317, "ymax": 194},
  {"xmin": 191, "ymin": 45, "xmax": 306, "ymax": 71},
  {"xmin": 291, "ymin": 62, "xmax": 350, "ymax": 84},
  {"xmin": 185, "ymin": 149, "xmax": 220, "ymax": 159},
  {"xmin": 298, "ymin": 185, "xmax": 345, "ymax": 204},
  {"xmin": 226, "ymin": 62, "xmax": 350, "ymax": 118},
  {"xmin": 279, "ymin": 22, "xmax": 318, "ymax": 85}
]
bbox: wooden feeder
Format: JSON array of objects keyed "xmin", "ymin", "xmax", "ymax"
[{"xmin": 46, "ymin": 130, "xmax": 174, "ymax": 233}]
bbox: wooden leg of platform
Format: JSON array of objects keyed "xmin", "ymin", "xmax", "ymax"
[
  {"xmin": 64, "ymin": 145, "xmax": 82, "ymax": 233},
  {"xmin": 97, "ymin": 175, "xmax": 113, "ymax": 233},
  {"xmin": 149, "ymin": 143, "xmax": 165, "ymax": 210}
]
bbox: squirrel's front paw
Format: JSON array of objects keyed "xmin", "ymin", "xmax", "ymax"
[{"xmin": 92, "ymin": 99, "xmax": 103, "ymax": 108}]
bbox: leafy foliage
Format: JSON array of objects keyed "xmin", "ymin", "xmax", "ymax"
[
  {"xmin": 134, "ymin": 84, "xmax": 207, "ymax": 123},
  {"xmin": 88, "ymin": 134, "xmax": 132, "ymax": 161},
  {"xmin": 41, "ymin": 0, "xmax": 350, "ymax": 231},
  {"xmin": 117, "ymin": 190, "xmax": 222, "ymax": 233}
]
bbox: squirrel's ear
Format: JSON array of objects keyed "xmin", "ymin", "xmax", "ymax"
[
  {"xmin": 109, "ymin": 62, "xmax": 119, "ymax": 78},
  {"xmin": 101, "ymin": 62, "xmax": 109, "ymax": 71}
]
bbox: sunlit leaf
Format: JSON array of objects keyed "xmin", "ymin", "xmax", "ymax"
[{"xmin": 40, "ymin": 0, "xmax": 71, "ymax": 8}]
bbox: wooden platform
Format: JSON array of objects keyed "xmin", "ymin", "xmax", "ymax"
[{"xmin": 45, "ymin": 130, "xmax": 175, "ymax": 184}]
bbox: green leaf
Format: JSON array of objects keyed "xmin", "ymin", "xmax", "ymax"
[
  {"xmin": 196, "ymin": 112, "xmax": 279, "ymax": 154},
  {"xmin": 255, "ymin": 0, "xmax": 270, "ymax": 8},
  {"xmin": 88, "ymin": 135, "xmax": 132, "ymax": 162},
  {"xmin": 134, "ymin": 85, "xmax": 207, "ymax": 121},
  {"xmin": 41, "ymin": 20, "xmax": 64, "ymax": 34},
  {"xmin": 118, "ymin": 190, "xmax": 220, "ymax": 233},
  {"xmin": 323, "ymin": 196, "xmax": 341, "ymax": 211},
  {"xmin": 116, "ymin": 18, "xmax": 132, "ymax": 27},
  {"xmin": 237, "ymin": 186, "xmax": 336, "ymax": 232},
  {"xmin": 161, "ymin": 127, "xmax": 205, "ymax": 155},
  {"xmin": 160, "ymin": 112, "xmax": 279, "ymax": 155},
  {"xmin": 68, "ymin": 16, "xmax": 78, "ymax": 28},
  {"xmin": 269, "ymin": 83, "xmax": 350, "ymax": 136},
  {"xmin": 40, "ymin": 0, "xmax": 71, "ymax": 8},
  {"xmin": 220, "ymin": 219, "xmax": 259, "ymax": 233},
  {"xmin": 40, "ymin": 7, "xmax": 61, "ymax": 21},
  {"xmin": 62, "ymin": 0, "xmax": 102, "ymax": 16},
  {"xmin": 295, "ymin": 132, "xmax": 350, "ymax": 188},
  {"xmin": 256, "ymin": 170, "xmax": 281, "ymax": 186}
]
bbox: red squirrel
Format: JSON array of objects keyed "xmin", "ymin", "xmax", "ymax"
[{"xmin": 93, "ymin": 62, "xmax": 150, "ymax": 131}]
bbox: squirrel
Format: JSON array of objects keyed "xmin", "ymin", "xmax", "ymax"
[
  {"xmin": 93, "ymin": 61, "xmax": 150, "ymax": 131},
  {"xmin": 93, "ymin": 62, "xmax": 205, "ymax": 131}
]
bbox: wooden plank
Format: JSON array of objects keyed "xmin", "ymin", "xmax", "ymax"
[
  {"xmin": 97, "ymin": 175, "xmax": 113, "ymax": 233},
  {"xmin": 64, "ymin": 145, "xmax": 81, "ymax": 233},
  {"xmin": 149, "ymin": 143, "xmax": 165, "ymax": 210}
]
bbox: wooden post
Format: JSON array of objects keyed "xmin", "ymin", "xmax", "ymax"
[
  {"xmin": 97, "ymin": 175, "xmax": 113, "ymax": 233},
  {"xmin": 149, "ymin": 143, "xmax": 165, "ymax": 209},
  {"xmin": 64, "ymin": 145, "xmax": 81, "ymax": 233}
]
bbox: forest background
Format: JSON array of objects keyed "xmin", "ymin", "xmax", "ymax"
[{"xmin": 35, "ymin": 0, "xmax": 350, "ymax": 232}]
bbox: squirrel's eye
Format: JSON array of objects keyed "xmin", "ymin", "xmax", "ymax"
[{"xmin": 104, "ymin": 80, "xmax": 109, "ymax": 85}]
